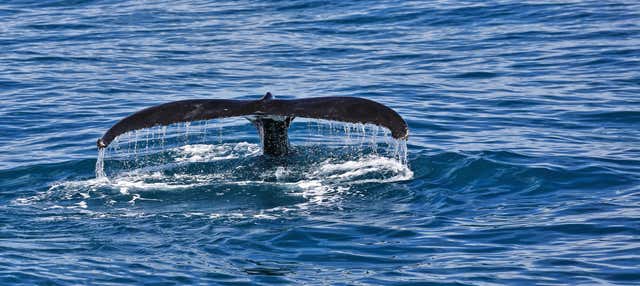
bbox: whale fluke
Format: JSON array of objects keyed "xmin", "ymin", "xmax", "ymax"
[{"xmin": 97, "ymin": 93, "xmax": 408, "ymax": 156}]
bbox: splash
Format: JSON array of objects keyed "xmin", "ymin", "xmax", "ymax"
[
  {"xmin": 21, "ymin": 138, "xmax": 413, "ymax": 222},
  {"xmin": 175, "ymin": 142, "xmax": 261, "ymax": 163},
  {"xmin": 94, "ymin": 118, "xmax": 410, "ymax": 179},
  {"xmin": 393, "ymin": 139, "xmax": 409, "ymax": 165},
  {"xmin": 95, "ymin": 148, "xmax": 106, "ymax": 179}
]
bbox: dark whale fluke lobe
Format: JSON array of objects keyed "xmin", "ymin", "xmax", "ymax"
[{"xmin": 97, "ymin": 93, "xmax": 408, "ymax": 156}]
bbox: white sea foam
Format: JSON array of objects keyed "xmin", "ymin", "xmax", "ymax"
[
  {"xmin": 17, "ymin": 142, "xmax": 412, "ymax": 217},
  {"xmin": 175, "ymin": 142, "xmax": 260, "ymax": 163}
]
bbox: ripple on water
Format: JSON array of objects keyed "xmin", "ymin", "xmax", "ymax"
[
  {"xmin": 11, "ymin": 142, "xmax": 413, "ymax": 220},
  {"xmin": 1, "ymin": 0, "xmax": 640, "ymax": 284}
]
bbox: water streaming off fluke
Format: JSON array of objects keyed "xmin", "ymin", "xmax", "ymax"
[{"xmin": 95, "ymin": 118, "xmax": 410, "ymax": 180}]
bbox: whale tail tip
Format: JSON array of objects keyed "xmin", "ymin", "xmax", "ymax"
[{"xmin": 261, "ymin": 92, "xmax": 273, "ymax": 100}]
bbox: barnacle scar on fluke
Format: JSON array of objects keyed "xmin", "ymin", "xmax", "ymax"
[{"xmin": 96, "ymin": 92, "xmax": 408, "ymax": 156}]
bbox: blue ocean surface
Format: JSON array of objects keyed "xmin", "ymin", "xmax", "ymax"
[{"xmin": 1, "ymin": 0, "xmax": 639, "ymax": 285}]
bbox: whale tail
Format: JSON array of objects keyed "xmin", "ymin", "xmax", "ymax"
[{"xmin": 97, "ymin": 92, "xmax": 408, "ymax": 156}]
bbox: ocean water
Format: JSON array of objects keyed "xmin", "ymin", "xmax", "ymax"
[{"xmin": 1, "ymin": 0, "xmax": 639, "ymax": 284}]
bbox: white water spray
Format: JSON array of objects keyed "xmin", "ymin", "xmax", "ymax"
[
  {"xmin": 94, "ymin": 117, "xmax": 410, "ymax": 180},
  {"xmin": 95, "ymin": 148, "xmax": 106, "ymax": 178}
]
